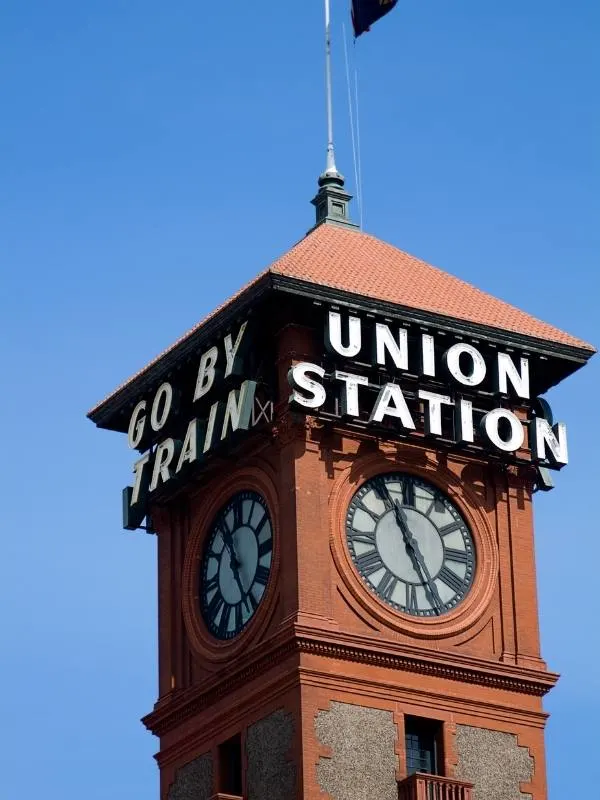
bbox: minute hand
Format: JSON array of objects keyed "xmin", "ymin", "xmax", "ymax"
[
  {"xmin": 220, "ymin": 525, "xmax": 247, "ymax": 603},
  {"xmin": 393, "ymin": 501, "xmax": 444, "ymax": 613}
]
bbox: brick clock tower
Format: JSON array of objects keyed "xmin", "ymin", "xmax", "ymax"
[{"xmin": 89, "ymin": 172, "xmax": 594, "ymax": 800}]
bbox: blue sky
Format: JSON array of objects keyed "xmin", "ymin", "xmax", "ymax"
[{"xmin": 1, "ymin": 1, "xmax": 598, "ymax": 797}]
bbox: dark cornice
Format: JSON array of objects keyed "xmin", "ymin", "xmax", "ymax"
[
  {"xmin": 270, "ymin": 274, "xmax": 595, "ymax": 366},
  {"xmin": 88, "ymin": 270, "xmax": 594, "ymax": 431}
]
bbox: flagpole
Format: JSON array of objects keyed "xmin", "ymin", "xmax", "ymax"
[{"xmin": 324, "ymin": 0, "xmax": 338, "ymax": 175}]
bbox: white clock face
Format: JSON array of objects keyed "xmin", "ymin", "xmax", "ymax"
[
  {"xmin": 346, "ymin": 473, "xmax": 475, "ymax": 617},
  {"xmin": 200, "ymin": 491, "xmax": 273, "ymax": 639}
]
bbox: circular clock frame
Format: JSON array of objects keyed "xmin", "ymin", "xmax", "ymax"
[
  {"xmin": 182, "ymin": 466, "xmax": 280, "ymax": 662},
  {"xmin": 329, "ymin": 452, "xmax": 499, "ymax": 639},
  {"xmin": 200, "ymin": 490, "xmax": 274, "ymax": 640},
  {"xmin": 346, "ymin": 472, "xmax": 476, "ymax": 618}
]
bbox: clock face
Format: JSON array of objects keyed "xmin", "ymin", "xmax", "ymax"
[
  {"xmin": 200, "ymin": 491, "xmax": 273, "ymax": 640},
  {"xmin": 346, "ymin": 473, "xmax": 475, "ymax": 617}
]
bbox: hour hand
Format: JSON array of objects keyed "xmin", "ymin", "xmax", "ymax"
[{"xmin": 220, "ymin": 525, "xmax": 241, "ymax": 568}]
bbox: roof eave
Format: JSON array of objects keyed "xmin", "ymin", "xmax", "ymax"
[
  {"xmin": 88, "ymin": 270, "xmax": 595, "ymax": 431},
  {"xmin": 87, "ymin": 273, "xmax": 274, "ymax": 429},
  {"xmin": 270, "ymin": 273, "xmax": 595, "ymax": 368}
]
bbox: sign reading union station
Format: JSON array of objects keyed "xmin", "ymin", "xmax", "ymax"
[{"xmin": 121, "ymin": 306, "xmax": 569, "ymax": 531}]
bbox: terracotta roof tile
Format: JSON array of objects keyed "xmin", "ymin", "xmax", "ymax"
[
  {"xmin": 89, "ymin": 224, "xmax": 594, "ymax": 417},
  {"xmin": 270, "ymin": 224, "xmax": 594, "ymax": 350}
]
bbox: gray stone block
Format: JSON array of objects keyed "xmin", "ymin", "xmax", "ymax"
[
  {"xmin": 455, "ymin": 725, "xmax": 533, "ymax": 800},
  {"xmin": 247, "ymin": 709, "xmax": 296, "ymax": 800},
  {"xmin": 168, "ymin": 752, "xmax": 213, "ymax": 800},
  {"xmin": 315, "ymin": 701, "xmax": 398, "ymax": 800}
]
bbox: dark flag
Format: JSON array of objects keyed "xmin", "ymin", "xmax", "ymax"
[{"xmin": 352, "ymin": 0, "xmax": 398, "ymax": 37}]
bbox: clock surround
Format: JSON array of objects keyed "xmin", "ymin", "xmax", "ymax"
[
  {"xmin": 200, "ymin": 489, "xmax": 274, "ymax": 640},
  {"xmin": 181, "ymin": 466, "xmax": 280, "ymax": 663},
  {"xmin": 329, "ymin": 448, "xmax": 500, "ymax": 640},
  {"xmin": 346, "ymin": 471, "xmax": 476, "ymax": 618}
]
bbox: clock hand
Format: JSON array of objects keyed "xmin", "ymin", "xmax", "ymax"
[
  {"xmin": 220, "ymin": 524, "xmax": 241, "ymax": 568},
  {"xmin": 373, "ymin": 477, "xmax": 394, "ymax": 509},
  {"xmin": 374, "ymin": 479, "xmax": 443, "ymax": 613},
  {"xmin": 393, "ymin": 501, "xmax": 444, "ymax": 612},
  {"xmin": 220, "ymin": 524, "xmax": 247, "ymax": 600}
]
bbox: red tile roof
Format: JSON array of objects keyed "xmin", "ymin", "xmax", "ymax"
[
  {"xmin": 270, "ymin": 224, "xmax": 594, "ymax": 350},
  {"xmin": 89, "ymin": 223, "xmax": 594, "ymax": 417}
]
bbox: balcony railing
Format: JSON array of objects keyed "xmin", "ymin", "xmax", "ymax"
[{"xmin": 398, "ymin": 772, "xmax": 474, "ymax": 800}]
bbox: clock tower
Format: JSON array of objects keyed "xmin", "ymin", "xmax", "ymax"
[{"xmin": 89, "ymin": 175, "xmax": 594, "ymax": 800}]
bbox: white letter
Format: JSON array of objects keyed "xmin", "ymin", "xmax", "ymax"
[
  {"xmin": 375, "ymin": 323, "xmax": 408, "ymax": 370},
  {"xmin": 335, "ymin": 370, "xmax": 369, "ymax": 417},
  {"xmin": 203, "ymin": 402, "xmax": 220, "ymax": 454},
  {"xmin": 481, "ymin": 408, "xmax": 524, "ymax": 453},
  {"xmin": 530, "ymin": 418, "xmax": 568, "ymax": 467},
  {"xmin": 194, "ymin": 346, "xmax": 219, "ymax": 401},
  {"xmin": 176, "ymin": 418, "xmax": 205, "ymax": 473},
  {"xmin": 444, "ymin": 343, "xmax": 486, "ymax": 387},
  {"xmin": 222, "ymin": 380, "xmax": 257, "ymax": 439},
  {"xmin": 496, "ymin": 353, "xmax": 530, "ymax": 399},
  {"xmin": 224, "ymin": 321, "xmax": 248, "ymax": 378},
  {"xmin": 419, "ymin": 390, "xmax": 454, "ymax": 437},
  {"xmin": 326, "ymin": 311, "xmax": 361, "ymax": 358},
  {"xmin": 369, "ymin": 384, "xmax": 415, "ymax": 429},
  {"xmin": 151, "ymin": 383, "xmax": 174, "ymax": 432},
  {"xmin": 131, "ymin": 452, "xmax": 151, "ymax": 505},
  {"xmin": 421, "ymin": 334, "xmax": 436, "ymax": 377},
  {"xmin": 288, "ymin": 363, "xmax": 327, "ymax": 410},
  {"xmin": 149, "ymin": 438, "xmax": 179, "ymax": 492},
  {"xmin": 127, "ymin": 400, "xmax": 147, "ymax": 449},
  {"xmin": 455, "ymin": 398, "xmax": 475, "ymax": 443}
]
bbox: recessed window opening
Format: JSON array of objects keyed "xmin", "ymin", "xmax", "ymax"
[
  {"xmin": 219, "ymin": 733, "xmax": 242, "ymax": 796},
  {"xmin": 405, "ymin": 716, "xmax": 443, "ymax": 776}
]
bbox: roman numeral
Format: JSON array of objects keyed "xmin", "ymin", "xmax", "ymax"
[
  {"xmin": 445, "ymin": 548, "xmax": 469, "ymax": 564},
  {"xmin": 234, "ymin": 602, "xmax": 243, "ymax": 631},
  {"xmin": 424, "ymin": 494, "xmax": 444, "ymax": 517},
  {"xmin": 207, "ymin": 591, "xmax": 224, "ymax": 621},
  {"xmin": 254, "ymin": 511, "xmax": 268, "ymax": 536},
  {"xmin": 355, "ymin": 549, "xmax": 384, "ymax": 576},
  {"xmin": 402, "ymin": 478, "xmax": 415, "ymax": 507},
  {"xmin": 254, "ymin": 564, "xmax": 270, "ymax": 586},
  {"xmin": 258, "ymin": 538, "xmax": 272, "ymax": 558},
  {"xmin": 247, "ymin": 588, "xmax": 258, "ymax": 611},
  {"xmin": 378, "ymin": 570, "xmax": 398, "ymax": 601},
  {"xmin": 356, "ymin": 499, "xmax": 380, "ymax": 522},
  {"xmin": 233, "ymin": 499, "xmax": 243, "ymax": 529},
  {"xmin": 372, "ymin": 478, "xmax": 393, "ymax": 509},
  {"xmin": 437, "ymin": 565, "xmax": 464, "ymax": 594},
  {"xmin": 218, "ymin": 604, "xmax": 231, "ymax": 637},
  {"xmin": 245, "ymin": 498, "xmax": 255, "ymax": 525},
  {"xmin": 350, "ymin": 530, "xmax": 377, "ymax": 546},
  {"xmin": 406, "ymin": 584, "xmax": 418, "ymax": 613},
  {"xmin": 204, "ymin": 574, "xmax": 219, "ymax": 594},
  {"xmin": 439, "ymin": 521, "xmax": 462, "ymax": 537}
]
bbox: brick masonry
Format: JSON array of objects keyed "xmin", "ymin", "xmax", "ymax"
[
  {"xmin": 145, "ymin": 314, "xmax": 555, "ymax": 800},
  {"xmin": 315, "ymin": 702, "xmax": 399, "ymax": 800},
  {"xmin": 455, "ymin": 725, "xmax": 534, "ymax": 800}
]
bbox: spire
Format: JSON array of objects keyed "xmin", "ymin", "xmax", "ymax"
[{"xmin": 310, "ymin": 0, "xmax": 359, "ymax": 233}]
